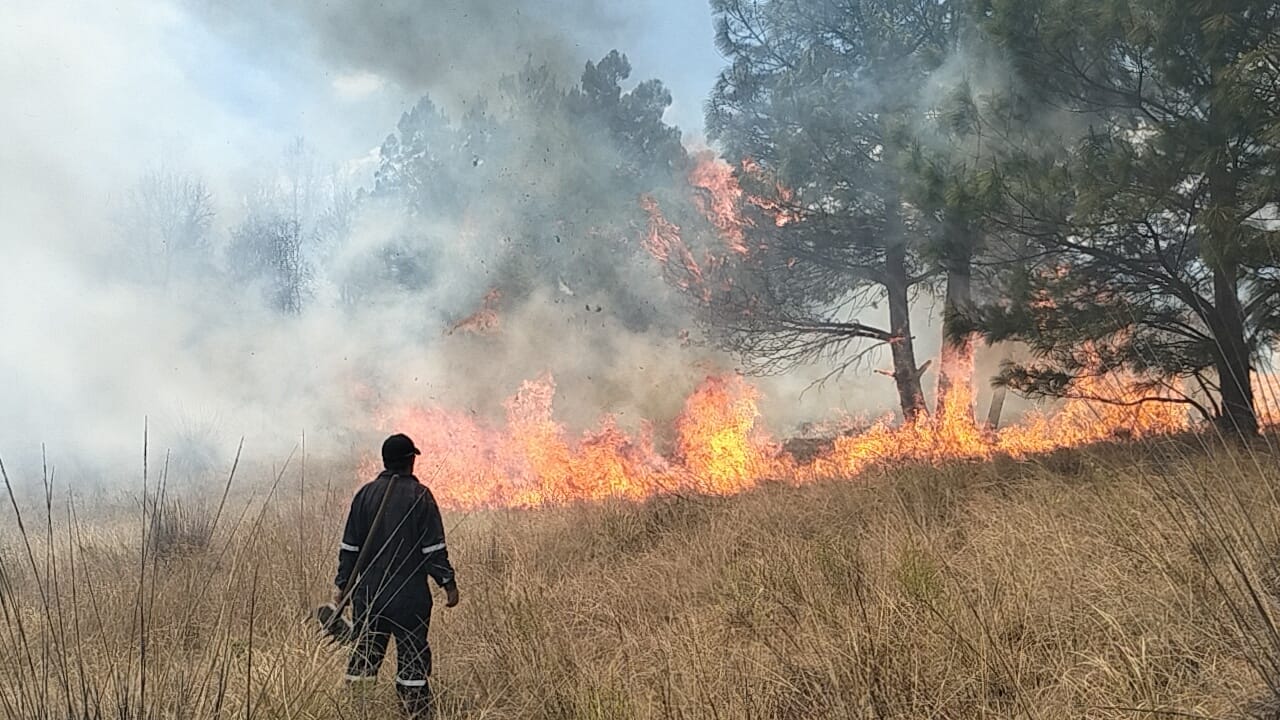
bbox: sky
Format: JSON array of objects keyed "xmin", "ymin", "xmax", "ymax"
[
  {"xmin": 4, "ymin": 0, "xmax": 727, "ymax": 221},
  {"xmin": 136, "ymin": 1, "xmax": 718, "ymax": 176}
]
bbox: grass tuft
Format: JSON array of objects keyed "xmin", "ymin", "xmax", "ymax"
[{"xmin": 147, "ymin": 498, "xmax": 215, "ymax": 559}]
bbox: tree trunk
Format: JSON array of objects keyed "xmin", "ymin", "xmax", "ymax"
[
  {"xmin": 1212, "ymin": 265, "xmax": 1258, "ymax": 437},
  {"xmin": 937, "ymin": 237, "xmax": 976, "ymax": 422},
  {"xmin": 886, "ymin": 241, "xmax": 928, "ymax": 421},
  {"xmin": 1204, "ymin": 86, "xmax": 1258, "ymax": 439},
  {"xmin": 985, "ymin": 385, "xmax": 1007, "ymax": 430}
]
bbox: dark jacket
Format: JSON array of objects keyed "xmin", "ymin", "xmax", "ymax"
[{"xmin": 335, "ymin": 470, "xmax": 456, "ymax": 618}]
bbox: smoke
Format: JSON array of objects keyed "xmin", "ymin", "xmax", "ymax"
[
  {"xmin": 191, "ymin": 0, "xmax": 639, "ymax": 111},
  {"xmin": 0, "ymin": 0, "xmax": 768, "ymax": 486},
  {"xmin": 0, "ymin": 0, "xmax": 977, "ymax": 490}
]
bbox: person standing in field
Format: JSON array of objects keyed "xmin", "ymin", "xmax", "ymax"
[{"xmin": 334, "ymin": 433, "xmax": 459, "ymax": 718}]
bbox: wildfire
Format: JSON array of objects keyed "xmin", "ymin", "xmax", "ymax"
[
  {"xmin": 448, "ymin": 288, "xmax": 502, "ymax": 336},
  {"xmin": 937, "ymin": 339, "xmax": 977, "ymax": 422},
  {"xmin": 641, "ymin": 194, "xmax": 710, "ymax": 301},
  {"xmin": 673, "ymin": 375, "xmax": 779, "ymax": 495},
  {"xmin": 374, "ymin": 374, "xmax": 765, "ymax": 509},
  {"xmin": 369, "ymin": 366, "xmax": 1214, "ymax": 511},
  {"xmin": 740, "ymin": 157, "xmax": 799, "ymax": 227},
  {"xmin": 367, "ymin": 155, "xmax": 1264, "ymax": 510},
  {"xmin": 688, "ymin": 152, "xmax": 749, "ymax": 255},
  {"xmin": 640, "ymin": 153, "xmax": 800, "ymax": 294}
]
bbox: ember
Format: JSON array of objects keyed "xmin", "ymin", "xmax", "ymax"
[{"xmin": 448, "ymin": 288, "xmax": 502, "ymax": 336}]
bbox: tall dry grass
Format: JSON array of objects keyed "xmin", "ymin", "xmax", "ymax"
[{"xmin": 3, "ymin": 436, "xmax": 1280, "ymax": 719}]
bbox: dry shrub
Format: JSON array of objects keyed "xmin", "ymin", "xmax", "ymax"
[{"xmin": 147, "ymin": 497, "xmax": 215, "ymax": 559}]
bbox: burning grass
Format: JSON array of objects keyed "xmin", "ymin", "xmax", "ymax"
[
  {"xmin": 4, "ymin": 436, "xmax": 1280, "ymax": 718},
  {"xmin": 373, "ymin": 372, "xmax": 1205, "ymax": 511}
]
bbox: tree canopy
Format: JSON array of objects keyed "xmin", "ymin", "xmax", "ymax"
[
  {"xmin": 691, "ymin": 0, "xmax": 1280, "ymax": 437},
  {"xmin": 371, "ymin": 51, "xmax": 691, "ymax": 332},
  {"xmin": 963, "ymin": 0, "xmax": 1280, "ymax": 435},
  {"xmin": 703, "ymin": 0, "xmax": 981, "ymax": 419}
]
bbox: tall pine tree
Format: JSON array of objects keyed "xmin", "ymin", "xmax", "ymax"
[
  {"xmin": 971, "ymin": 0, "xmax": 1280, "ymax": 436},
  {"xmin": 705, "ymin": 0, "xmax": 963, "ymax": 420}
]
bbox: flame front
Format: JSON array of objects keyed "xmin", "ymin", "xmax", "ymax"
[
  {"xmin": 372, "ymin": 369, "xmax": 1219, "ymax": 511},
  {"xmin": 369, "ymin": 155, "xmax": 1267, "ymax": 510}
]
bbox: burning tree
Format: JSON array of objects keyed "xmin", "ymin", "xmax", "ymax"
[
  {"xmin": 702, "ymin": 0, "xmax": 968, "ymax": 420},
  {"xmin": 902, "ymin": 82, "xmax": 1002, "ymax": 423},
  {"xmin": 372, "ymin": 51, "xmax": 690, "ymax": 333},
  {"xmin": 963, "ymin": 0, "xmax": 1280, "ymax": 437}
]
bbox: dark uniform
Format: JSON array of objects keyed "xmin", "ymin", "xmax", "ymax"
[{"xmin": 335, "ymin": 444, "xmax": 456, "ymax": 718}]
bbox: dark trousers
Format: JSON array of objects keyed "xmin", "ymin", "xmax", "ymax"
[{"xmin": 346, "ymin": 609, "xmax": 433, "ymax": 718}]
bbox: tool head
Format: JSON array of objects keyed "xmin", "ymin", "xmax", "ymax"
[{"xmin": 315, "ymin": 603, "xmax": 356, "ymax": 646}]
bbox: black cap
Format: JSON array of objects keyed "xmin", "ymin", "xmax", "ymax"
[{"xmin": 381, "ymin": 433, "xmax": 421, "ymax": 463}]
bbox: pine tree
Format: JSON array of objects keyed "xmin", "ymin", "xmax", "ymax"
[
  {"xmin": 370, "ymin": 52, "xmax": 691, "ymax": 331},
  {"xmin": 971, "ymin": 0, "xmax": 1280, "ymax": 436},
  {"xmin": 705, "ymin": 0, "xmax": 963, "ymax": 420}
]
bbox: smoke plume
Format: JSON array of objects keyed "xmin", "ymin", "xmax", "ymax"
[{"xmin": 2, "ymin": 0, "xmax": 987, "ymax": 491}]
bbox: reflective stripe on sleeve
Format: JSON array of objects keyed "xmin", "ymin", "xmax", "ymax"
[
  {"xmin": 421, "ymin": 542, "xmax": 446, "ymax": 555},
  {"xmin": 396, "ymin": 677, "xmax": 427, "ymax": 687},
  {"xmin": 339, "ymin": 542, "xmax": 360, "ymax": 552},
  {"xmin": 345, "ymin": 674, "xmax": 377, "ymax": 683}
]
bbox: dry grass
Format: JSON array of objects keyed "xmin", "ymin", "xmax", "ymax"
[{"xmin": 4, "ymin": 437, "xmax": 1280, "ymax": 719}]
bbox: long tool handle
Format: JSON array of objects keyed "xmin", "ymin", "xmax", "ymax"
[{"xmin": 333, "ymin": 473, "xmax": 399, "ymax": 616}]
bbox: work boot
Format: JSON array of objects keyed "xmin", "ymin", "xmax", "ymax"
[
  {"xmin": 396, "ymin": 679, "xmax": 433, "ymax": 719},
  {"xmin": 345, "ymin": 675, "xmax": 378, "ymax": 717}
]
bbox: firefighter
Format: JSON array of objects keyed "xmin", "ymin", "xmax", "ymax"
[{"xmin": 333, "ymin": 433, "xmax": 459, "ymax": 718}]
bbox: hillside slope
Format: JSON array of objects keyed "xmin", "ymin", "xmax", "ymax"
[{"xmin": 3, "ymin": 439, "xmax": 1279, "ymax": 719}]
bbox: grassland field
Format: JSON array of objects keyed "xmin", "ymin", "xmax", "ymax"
[{"xmin": 4, "ymin": 436, "xmax": 1280, "ymax": 719}]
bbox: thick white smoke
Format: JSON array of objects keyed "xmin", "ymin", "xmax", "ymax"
[{"xmin": 0, "ymin": 0, "xmax": 939, "ymax": 488}]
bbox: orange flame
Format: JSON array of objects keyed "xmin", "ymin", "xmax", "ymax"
[
  {"xmin": 674, "ymin": 375, "xmax": 780, "ymax": 495},
  {"xmin": 448, "ymin": 288, "xmax": 502, "ymax": 336},
  {"xmin": 740, "ymin": 157, "xmax": 798, "ymax": 227},
  {"xmin": 367, "ymin": 363, "xmax": 1235, "ymax": 511},
  {"xmin": 641, "ymin": 153, "xmax": 807, "ymax": 309},
  {"xmin": 937, "ymin": 338, "xmax": 977, "ymax": 422},
  {"xmin": 688, "ymin": 152, "xmax": 750, "ymax": 255},
  {"xmin": 373, "ymin": 373, "xmax": 770, "ymax": 509},
  {"xmin": 370, "ymin": 156, "xmax": 1271, "ymax": 510},
  {"xmin": 641, "ymin": 194, "xmax": 712, "ymax": 302}
]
